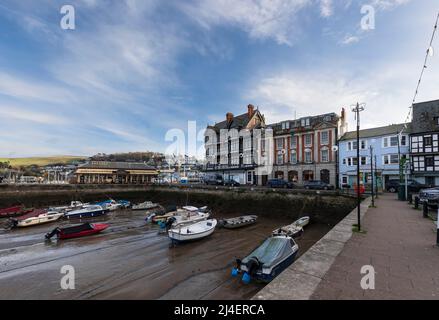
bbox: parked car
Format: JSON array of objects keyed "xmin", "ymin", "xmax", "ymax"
[
  {"xmin": 386, "ymin": 179, "xmax": 429, "ymax": 193},
  {"xmin": 418, "ymin": 187, "xmax": 439, "ymax": 207},
  {"xmin": 303, "ymin": 180, "xmax": 335, "ymax": 190},
  {"xmin": 266, "ymin": 179, "xmax": 294, "ymax": 189},
  {"xmin": 223, "ymin": 179, "xmax": 240, "ymax": 187},
  {"xmin": 204, "ymin": 174, "xmax": 224, "ymax": 186}
]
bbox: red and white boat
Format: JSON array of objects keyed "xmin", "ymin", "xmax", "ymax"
[
  {"xmin": 0, "ymin": 205, "xmax": 32, "ymax": 218},
  {"xmin": 45, "ymin": 223, "xmax": 109, "ymax": 240}
]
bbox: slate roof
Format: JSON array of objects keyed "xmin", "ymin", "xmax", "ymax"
[
  {"xmin": 209, "ymin": 111, "xmax": 264, "ymax": 131},
  {"xmin": 340, "ymin": 123, "xmax": 411, "ymax": 141},
  {"xmin": 79, "ymin": 161, "xmax": 156, "ymax": 170},
  {"xmin": 411, "ymin": 99, "xmax": 439, "ymax": 134}
]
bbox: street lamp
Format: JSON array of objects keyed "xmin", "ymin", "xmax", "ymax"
[
  {"xmin": 369, "ymin": 143, "xmax": 375, "ymax": 207},
  {"xmin": 351, "ymin": 102, "xmax": 365, "ymax": 231}
]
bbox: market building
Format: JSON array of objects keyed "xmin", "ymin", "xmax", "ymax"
[{"xmin": 74, "ymin": 161, "xmax": 158, "ymax": 184}]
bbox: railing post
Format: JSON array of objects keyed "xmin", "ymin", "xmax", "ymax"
[
  {"xmin": 414, "ymin": 196, "xmax": 419, "ymax": 209},
  {"xmin": 423, "ymin": 202, "xmax": 428, "ymax": 218}
]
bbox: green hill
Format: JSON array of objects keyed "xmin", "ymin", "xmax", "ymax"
[{"xmin": 0, "ymin": 156, "xmax": 87, "ymax": 168}]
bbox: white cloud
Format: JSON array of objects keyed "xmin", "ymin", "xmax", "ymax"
[
  {"xmin": 368, "ymin": 0, "xmax": 411, "ymax": 10},
  {"xmin": 0, "ymin": 72, "xmax": 73, "ymax": 104},
  {"xmin": 341, "ymin": 35, "xmax": 360, "ymax": 45},
  {"xmin": 178, "ymin": 0, "xmax": 312, "ymax": 46},
  {"xmin": 320, "ymin": 0, "xmax": 333, "ymax": 17},
  {"xmin": 0, "ymin": 105, "xmax": 69, "ymax": 125}
]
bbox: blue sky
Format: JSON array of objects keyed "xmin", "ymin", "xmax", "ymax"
[{"xmin": 0, "ymin": 0, "xmax": 438, "ymax": 157}]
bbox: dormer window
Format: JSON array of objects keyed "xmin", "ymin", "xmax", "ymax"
[
  {"xmin": 301, "ymin": 118, "xmax": 310, "ymax": 127},
  {"xmin": 281, "ymin": 122, "xmax": 290, "ymax": 130}
]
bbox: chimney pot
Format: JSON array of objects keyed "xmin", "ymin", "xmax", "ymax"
[
  {"xmin": 248, "ymin": 104, "xmax": 255, "ymax": 117},
  {"xmin": 226, "ymin": 112, "xmax": 234, "ymax": 123}
]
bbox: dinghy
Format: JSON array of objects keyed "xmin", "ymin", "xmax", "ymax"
[
  {"xmin": 168, "ymin": 219, "xmax": 217, "ymax": 243},
  {"xmin": 45, "ymin": 223, "xmax": 109, "ymax": 240},
  {"xmin": 292, "ymin": 216, "xmax": 310, "ymax": 228},
  {"xmin": 95, "ymin": 200, "xmax": 122, "ymax": 211},
  {"xmin": 272, "ymin": 216, "xmax": 310, "ymax": 238},
  {"xmin": 232, "ymin": 235, "xmax": 299, "ymax": 283},
  {"xmin": 219, "ymin": 215, "xmax": 258, "ymax": 229},
  {"xmin": 132, "ymin": 201, "xmax": 159, "ymax": 210},
  {"xmin": 12, "ymin": 210, "xmax": 64, "ymax": 228},
  {"xmin": 167, "ymin": 206, "xmax": 210, "ymax": 227},
  {"xmin": 65, "ymin": 205, "xmax": 109, "ymax": 219}
]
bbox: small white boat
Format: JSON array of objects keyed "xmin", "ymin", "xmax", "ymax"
[
  {"xmin": 168, "ymin": 219, "xmax": 217, "ymax": 243},
  {"xmin": 14, "ymin": 211, "xmax": 64, "ymax": 228},
  {"xmin": 168, "ymin": 206, "xmax": 210, "ymax": 227},
  {"xmin": 132, "ymin": 201, "xmax": 159, "ymax": 210},
  {"xmin": 219, "ymin": 215, "xmax": 258, "ymax": 229},
  {"xmin": 49, "ymin": 201, "xmax": 86, "ymax": 213},
  {"xmin": 292, "ymin": 216, "xmax": 310, "ymax": 228},
  {"xmin": 272, "ymin": 216, "xmax": 310, "ymax": 238}
]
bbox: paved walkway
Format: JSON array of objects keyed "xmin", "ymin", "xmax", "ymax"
[{"xmin": 312, "ymin": 193, "xmax": 439, "ymax": 300}]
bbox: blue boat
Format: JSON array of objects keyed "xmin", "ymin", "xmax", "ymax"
[
  {"xmin": 65, "ymin": 205, "xmax": 109, "ymax": 219},
  {"xmin": 232, "ymin": 235, "xmax": 299, "ymax": 283}
]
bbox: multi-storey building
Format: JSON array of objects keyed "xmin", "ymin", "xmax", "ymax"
[
  {"xmin": 410, "ymin": 99, "xmax": 439, "ymax": 186},
  {"xmin": 204, "ymin": 104, "xmax": 267, "ymax": 185},
  {"xmin": 338, "ymin": 124, "xmax": 410, "ymax": 189},
  {"xmin": 268, "ymin": 110, "xmax": 347, "ymax": 186}
]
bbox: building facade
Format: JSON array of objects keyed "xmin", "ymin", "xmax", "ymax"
[
  {"xmin": 268, "ymin": 110, "xmax": 347, "ymax": 186},
  {"xmin": 74, "ymin": 161, "xmax": 158, "ymax": 184},
  {"xmin": 338, "ymin": 124, "xmax": 410, "ymax": 189},
  {"xmin": 410, "ymin": 99, "xmax": 439, "ymax": 186},
  {"xmin": 204, "ymin": 104, "xmax": 267, "ymax": 185}
]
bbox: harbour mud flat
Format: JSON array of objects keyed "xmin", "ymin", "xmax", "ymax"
[{"xmin": 0, "ymin": 209, "xmax": 331, "ymax": 300}]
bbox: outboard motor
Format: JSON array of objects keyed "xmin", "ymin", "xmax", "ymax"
[
  {"xmin": 242, "ymin": 256, "xmax": 260, "ymax": 284},
  {"xmin": 45, "ymin": 227, "xmax": 60, "ymax": 240},
  {"xmin": 165, "ymin": 217, "xmax": 176, "ymax": 230},
  {"xmin": 231, "ymin": 258, "xmax": 242, "ymax": 277}
]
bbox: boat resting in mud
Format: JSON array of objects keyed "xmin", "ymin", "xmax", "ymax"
[
  {"xmin": 168, "ymin": 219, "xmax": 217, "ymax": 243},
  {"xmin": 219, "ymin": 215, "xmax": 258, "ymax": 229},
  {"xmin": 232, "ymin": 235, "xmax": 299, "ymax": 283},
  {"xmin": 0, "ymin": 205, "xmax": 33, "ymax": 218},
  {"xmin": 12, "ymin": 210, "xmax": 64, "ymax": 228},
  {"xmin": 272, "ymin": 216, "xmax": 310, "ymax": 238},
  {"xmin": 65, "ymin": 205, "xmax": 109, "ymax": 219},
  {"xmin": 45, "ymin": 223, "xmax": 109, "ymax": 240},
  {"xmin": 132, "ymin": 201, "xmax": 159, "ymax": 210}
]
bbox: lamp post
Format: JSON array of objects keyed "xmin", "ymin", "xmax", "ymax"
[
  {"xmin": 352, "ymin": 103, "xmax": 365, "ymax": 231},
  {"xmin": 370, "ymin": 144, "xmax": 375, "ymax": 207},
  {"xmin": 374, "ymin": 155, "xmax": 379, "ymax": 199}
]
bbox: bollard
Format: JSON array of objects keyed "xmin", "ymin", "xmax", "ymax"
[
  {"xmin": 437, "ymin": 208, "xmax": 439, "ymax": 247},
  {"xmin": 408, "ymin": 193, "xmax": 413, "ymax": 204},
  {"xmin": 423, "ymin": 202, "xmax": 428, "ymax": 218},
  {"xmin": 414, "ymin": 196, "xmax": 419, "ymax": 209}
]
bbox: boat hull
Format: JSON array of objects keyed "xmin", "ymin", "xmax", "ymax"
[
  {"xmin": 65, "ymin": 209, "xmax": 108, "ymax": 219},
  {"xmin": 58, "ymin": 223, "xmax": 109, "ymax": 240},
  {"xmin": 168, "ymin": 219, "xmax": 217, "ymax": 243},
  {"xmin": 16, "ymin": 213, "xmax": 64, "ymax": 227},
  {"xmin": 254, "ymin": 250, "xmax": 298, "ymax": 282}
]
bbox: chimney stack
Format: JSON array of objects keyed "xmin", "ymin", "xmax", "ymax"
[
  {"xmin": 226, "ymin": 112, "xmax": 234, "ymax": 123},
  {"xmin": 248, "ymin": 104, "xmax": 255, "ymax": 118}
]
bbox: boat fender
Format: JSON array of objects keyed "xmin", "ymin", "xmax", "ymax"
[
  {"xmin": 242, "ymin": 272, "xmax": 251, "ymax": 284},
  {"xmin": 231, "ymin": 268, "xmax": 239, "ymax": 277}
]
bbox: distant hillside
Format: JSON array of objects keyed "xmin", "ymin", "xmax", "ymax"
[{"xmin": 0, "ymin": 156, "xmax": 87, "ymax": 168}]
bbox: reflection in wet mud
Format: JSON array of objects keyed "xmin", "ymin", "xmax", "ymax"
[{"xmin": 0, "ymin": 208, "xmax": 332, "ymax": 300}]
